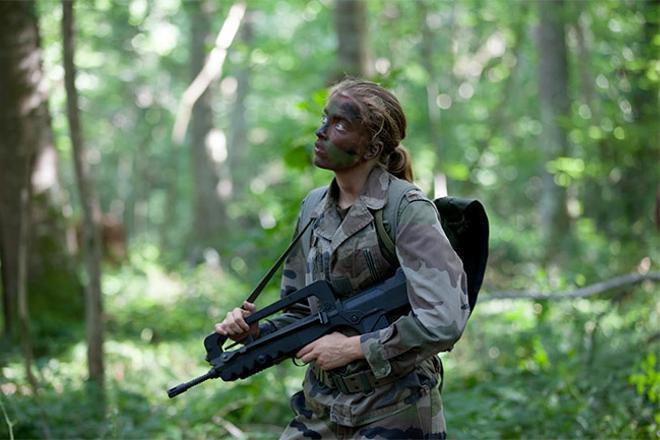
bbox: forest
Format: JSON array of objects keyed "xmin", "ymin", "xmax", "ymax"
[{"xmin": 0, "ymin": 0, "xmax": 658, "ymax": 438}]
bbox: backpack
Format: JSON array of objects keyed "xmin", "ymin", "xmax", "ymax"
[{"xmin": 300, "ymin": 179, "xmax": 489, "ymax": 313}]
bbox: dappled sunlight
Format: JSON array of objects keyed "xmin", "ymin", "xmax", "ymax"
[{"xmin": 1, "ymin": 0, "xmax": 657, "ymax": 438}]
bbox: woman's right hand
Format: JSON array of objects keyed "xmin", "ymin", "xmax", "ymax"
[{"xmin": 214, "ymin": 301, "xmax": 259, "ymax": 341}]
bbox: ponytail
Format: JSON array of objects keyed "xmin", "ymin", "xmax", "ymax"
[{"xmin": 385, "ymin": 145, "xmax": 414, "ymax": 182}]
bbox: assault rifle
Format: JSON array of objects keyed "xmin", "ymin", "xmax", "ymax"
[
  {"xmin": 167, "ymin": 269, "xmax": 409, "ymax": 398},
  {"xmin": 167, "ymin": 197, "xmax": 488, "ymax": 398}
]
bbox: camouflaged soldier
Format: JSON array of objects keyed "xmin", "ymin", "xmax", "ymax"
[{"xmin": 215, "ymin": 79, "xmax": 469, "ymax": 439}]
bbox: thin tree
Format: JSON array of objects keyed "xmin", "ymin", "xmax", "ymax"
[
  {"xmin": 172, "ymin": 2, "xmax": 246, "ymax": 144},
  {"xmin": 334, "ymin": 0, "xmax": 370, "ymax": 79},
  {"xmin": 536, "ymin": 0, "xmax": 571, "ymax": 259},
  {"xmin": 62, "ymin": 0, "xmax": 105, "ymax": 388},
  {"xmin": 188, "ymin": 0, "xmax": 229, "ymax": 253},
  {"xmin": 418, "ymin": 0, "xmax": 452, "ymax": 196},
  {"xmin": 228, "ymin": 13, "xmax": 253, "ymax": 199},
  {"xmin": 620, "ymin": 0, "xmax": 659, "ymax": 237}
]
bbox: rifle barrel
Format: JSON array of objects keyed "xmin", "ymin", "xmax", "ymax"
[{"xmin": 167, "ymin": 369, "xmax": 215, "ymax": 398}]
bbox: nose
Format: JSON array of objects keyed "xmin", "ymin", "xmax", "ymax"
[{"xmin": 315, "ymin": 123, "xmax": 327, "ymax": 139}]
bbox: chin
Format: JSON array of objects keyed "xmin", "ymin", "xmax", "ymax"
[{"xmin": 313, "ymin": 157, "xmax": 330, "ymax": 170}]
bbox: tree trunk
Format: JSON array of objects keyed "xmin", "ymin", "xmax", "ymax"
[
  {"xmin": 62, "ymin": 0, "xmax": 105, "ymax": 388},
  {"xmin": 189, "ymin": 0, "xmax": 228, "ymax": 255},
  {"xmin": 0, "ymin": 1, "xmax": 44, "ymax": 340},
  {"xmin": 334, "ymin": 0, "xmax": 370, "ymax": 79},
  {"xmin": 418, "ymin": 0, "xmax": 449, "ymax": 197},
  {"xmin": 419, "ymin": 1, "xmax": 441, "ymax": 169},
  {"xmin": 620, "ymin": 0, "xmax": 659, "ymax": 237},
  {"xmin": 228, "ymin": 14, "xmax": 253, "ymax": 199},
  {"xmin": 0, "ymin": 3, "xmax": 53, "ymax": 389},
  {"xmin": 536, "ymin": 0, "xmax": 571, "ymax": 259},
  {"xmin": 0, "ymin": 0, "xmax": 82, "ymax": 355},
  {"xmin": 572, "ymin": 4, "xmax": 597, "ymax": 116},
  {"xmin": 0, "ymin": 5, "xmax": 65, "ymax": 423}
]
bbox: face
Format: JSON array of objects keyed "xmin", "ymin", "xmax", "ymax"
[{"xmin": 313, "ymin": 93, "xmax": 371, "ymax": 171}]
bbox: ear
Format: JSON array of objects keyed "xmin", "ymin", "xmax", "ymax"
[{"xmin": 363, "ymin": 141, "xmax": 383, "ymax": 160}]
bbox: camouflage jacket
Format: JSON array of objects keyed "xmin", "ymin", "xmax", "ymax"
[{"xmin": 262, "ymin": 166, "xmax": 469, "ymax": 426}]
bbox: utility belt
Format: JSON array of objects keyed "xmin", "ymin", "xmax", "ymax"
[
  {"xmin": 311, "ymin": 364, "xmax": 401, "ymax": 394},
  {"xmin": 311, "ymin": 356, "xmax": 444, "ymax": 395}
]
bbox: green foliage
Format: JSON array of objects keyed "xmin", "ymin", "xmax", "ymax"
[
  {"xmin": 446, "ymin": 285, "xmax": 659, "ymax": 438},
  {"xmin": 2, "ymin": 255, "xmax": 304, "ymax": 439},
  {"xmin": 4, "ymin": 0, "xmax": 657, "ymax": 438},
  {"xmin": 3, "ymin": 261, "xmax": 657, "ymax": 438},
  {"xmin": 629, "ymin": 352, "xmax": 660, "ymax": 404}
]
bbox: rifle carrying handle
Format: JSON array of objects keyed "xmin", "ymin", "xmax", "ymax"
[{"xmin": 205, "ymin": 310, "xmax": 262, "ymax": 361}]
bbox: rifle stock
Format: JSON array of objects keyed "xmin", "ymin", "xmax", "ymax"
[{"xmin": 167, "ymin": 269, "xmax": 409, "ymax": 398}]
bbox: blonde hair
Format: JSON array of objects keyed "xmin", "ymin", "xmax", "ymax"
[{"xmin": 330, "ymin": 78, "xmax": 413, "ymax": 182}]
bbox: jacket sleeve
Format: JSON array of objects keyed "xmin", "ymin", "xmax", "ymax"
[
  {"xmin": 257, "ymin": 214, "xmax": 311, "ymax": 337},
  {"xmin": 359, "ymin": 195, "xmax": 470, "ymax": 379}
]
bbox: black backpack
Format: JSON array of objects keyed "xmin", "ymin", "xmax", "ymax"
[{"xmin": 301, "ymin": 179, "xmax": 489, "ymax": 313}]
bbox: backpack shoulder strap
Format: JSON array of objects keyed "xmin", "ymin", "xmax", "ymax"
[
  {"xmin": 375, "ymin": 178, "xmax": 420, "ymax": 266},
  {"xmin": 300, "ymin": 186, "xmax": 327, "ymax": 254}
]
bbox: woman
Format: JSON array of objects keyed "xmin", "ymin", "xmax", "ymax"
[{"xmin": 215, "ymin": 79, "xmax": 469, "ymax": 439}]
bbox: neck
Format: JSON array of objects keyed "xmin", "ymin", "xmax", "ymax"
[{"xmin": 334, "ymin": 161, "xmax": 377, "ymax": 209}]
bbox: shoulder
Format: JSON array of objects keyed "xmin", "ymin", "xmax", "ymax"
[
  {"xmin": 403, "ymin": 188, "xmax": 429, "ymax": 203},
  {"xmin": 302, "ymin": 186, "xmax": 328, "ymax": 205},
  {"xmin": 394, "ymin": 187, "xmax": 439, "ymax": 230},
  {"xmin": 298, "ymin": 185, "xmax": 328, "ymax": 224},
  {"xmin": 385, "ymin": 177, "xmax": 434, "ymax": 217},
  {"xmin": 383, "ymin": 176, "xmax": 422, "ymax": 212}
]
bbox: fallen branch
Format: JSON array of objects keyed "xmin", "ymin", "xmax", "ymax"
[
  {"xmin": 172, "ymin": 2, "xmax": 246, "ymax": 144},
  {"xmin": 483, "ymin": 272, "xmax": 660, "ymax": 301},
  {"xmin": 212, "ymin": 415, "xmax": 245, "ymax": 439}
]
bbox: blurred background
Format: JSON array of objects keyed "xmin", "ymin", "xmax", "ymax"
[{"xmin": 0, "ymin": 0, "xmax": 658, "ymax": 438}]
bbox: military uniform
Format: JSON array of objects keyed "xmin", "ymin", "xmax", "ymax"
[{"xmin": 260, "ymin": 166, "xmax": 469, "ymax": 439}]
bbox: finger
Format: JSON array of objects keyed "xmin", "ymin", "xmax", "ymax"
[
  {"xmin": 300, "ymin": 352, "xmax": 316, "ymax": 364},
  {"xmin": 226, "ymin": 316, "xmax": 244, "ymax": 334},
  {"xmin": 226, "ymin": 324, "xmax": 239, "ymax": 335},
  {"xmin": 227, "ymin": 320, "xmax": 245, "ymax": 335},
  {"xmin": 231, "ymin": 309, "xmax": 250, "ymax": 332},
  {"xmin": 296, "ymin": 347, "xmax": 311, "ymax": 359},
  {"xmin": 243, "ymin": 302, "xmax": 256, "ymax": 312},
  {"xmin": 215, "ymin": 323, "xmax": 226, "ymax": 335},
  {"xmin": 296, "ymin": 342, "xmax": 315, "ymax": 359}
]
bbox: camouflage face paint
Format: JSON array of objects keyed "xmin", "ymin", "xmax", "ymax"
[
  {"xmin": 320, "ymin": 141, "xmax": 360, "ymax": 167},
  {"xmin": 313, "ymin": 94, "xmax": 369, "ymax": 171}
]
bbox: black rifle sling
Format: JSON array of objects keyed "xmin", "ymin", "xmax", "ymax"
[
  {"xmin": 244, "ymin": 217, "xmax": 314, "ymax": 304},
  {"xmin": 244, "ymin": 187, "xmax": 327, "ymax": 305}
]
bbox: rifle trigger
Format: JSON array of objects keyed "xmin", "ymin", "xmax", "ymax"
[{"xmin": 317, "ymin": 311, "xmax": 328, "ymax": 324}]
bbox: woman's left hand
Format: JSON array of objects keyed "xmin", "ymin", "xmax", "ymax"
[{"xmin": 296, "ymin": 332, "xmax": 364, "ymax": 371}]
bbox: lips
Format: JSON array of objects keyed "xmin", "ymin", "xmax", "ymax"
[{"xmin": 314, "ymin": 141, "xmax": 326, "ymax": 156}]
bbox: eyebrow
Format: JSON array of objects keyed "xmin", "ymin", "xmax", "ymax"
[{"xmin": 323, "ymin": 102, "xmax": 361, "ymax": 122}]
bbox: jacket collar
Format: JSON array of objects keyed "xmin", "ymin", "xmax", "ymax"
[
  {"xmin": 312, "ymin": 166, "xmax": 392, "ymax": 252},
  {"xmin": 311, "ymin": 165, "xmax": 390, "ymax": 219}
]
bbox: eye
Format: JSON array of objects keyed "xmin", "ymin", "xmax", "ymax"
[
  {"xmin": 320, "ymin": 115, "xmax": 328, "ymax": 125},
  {"xmin": 335, "ymin": 121, "xmax": 346, "ymax": 132}
]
